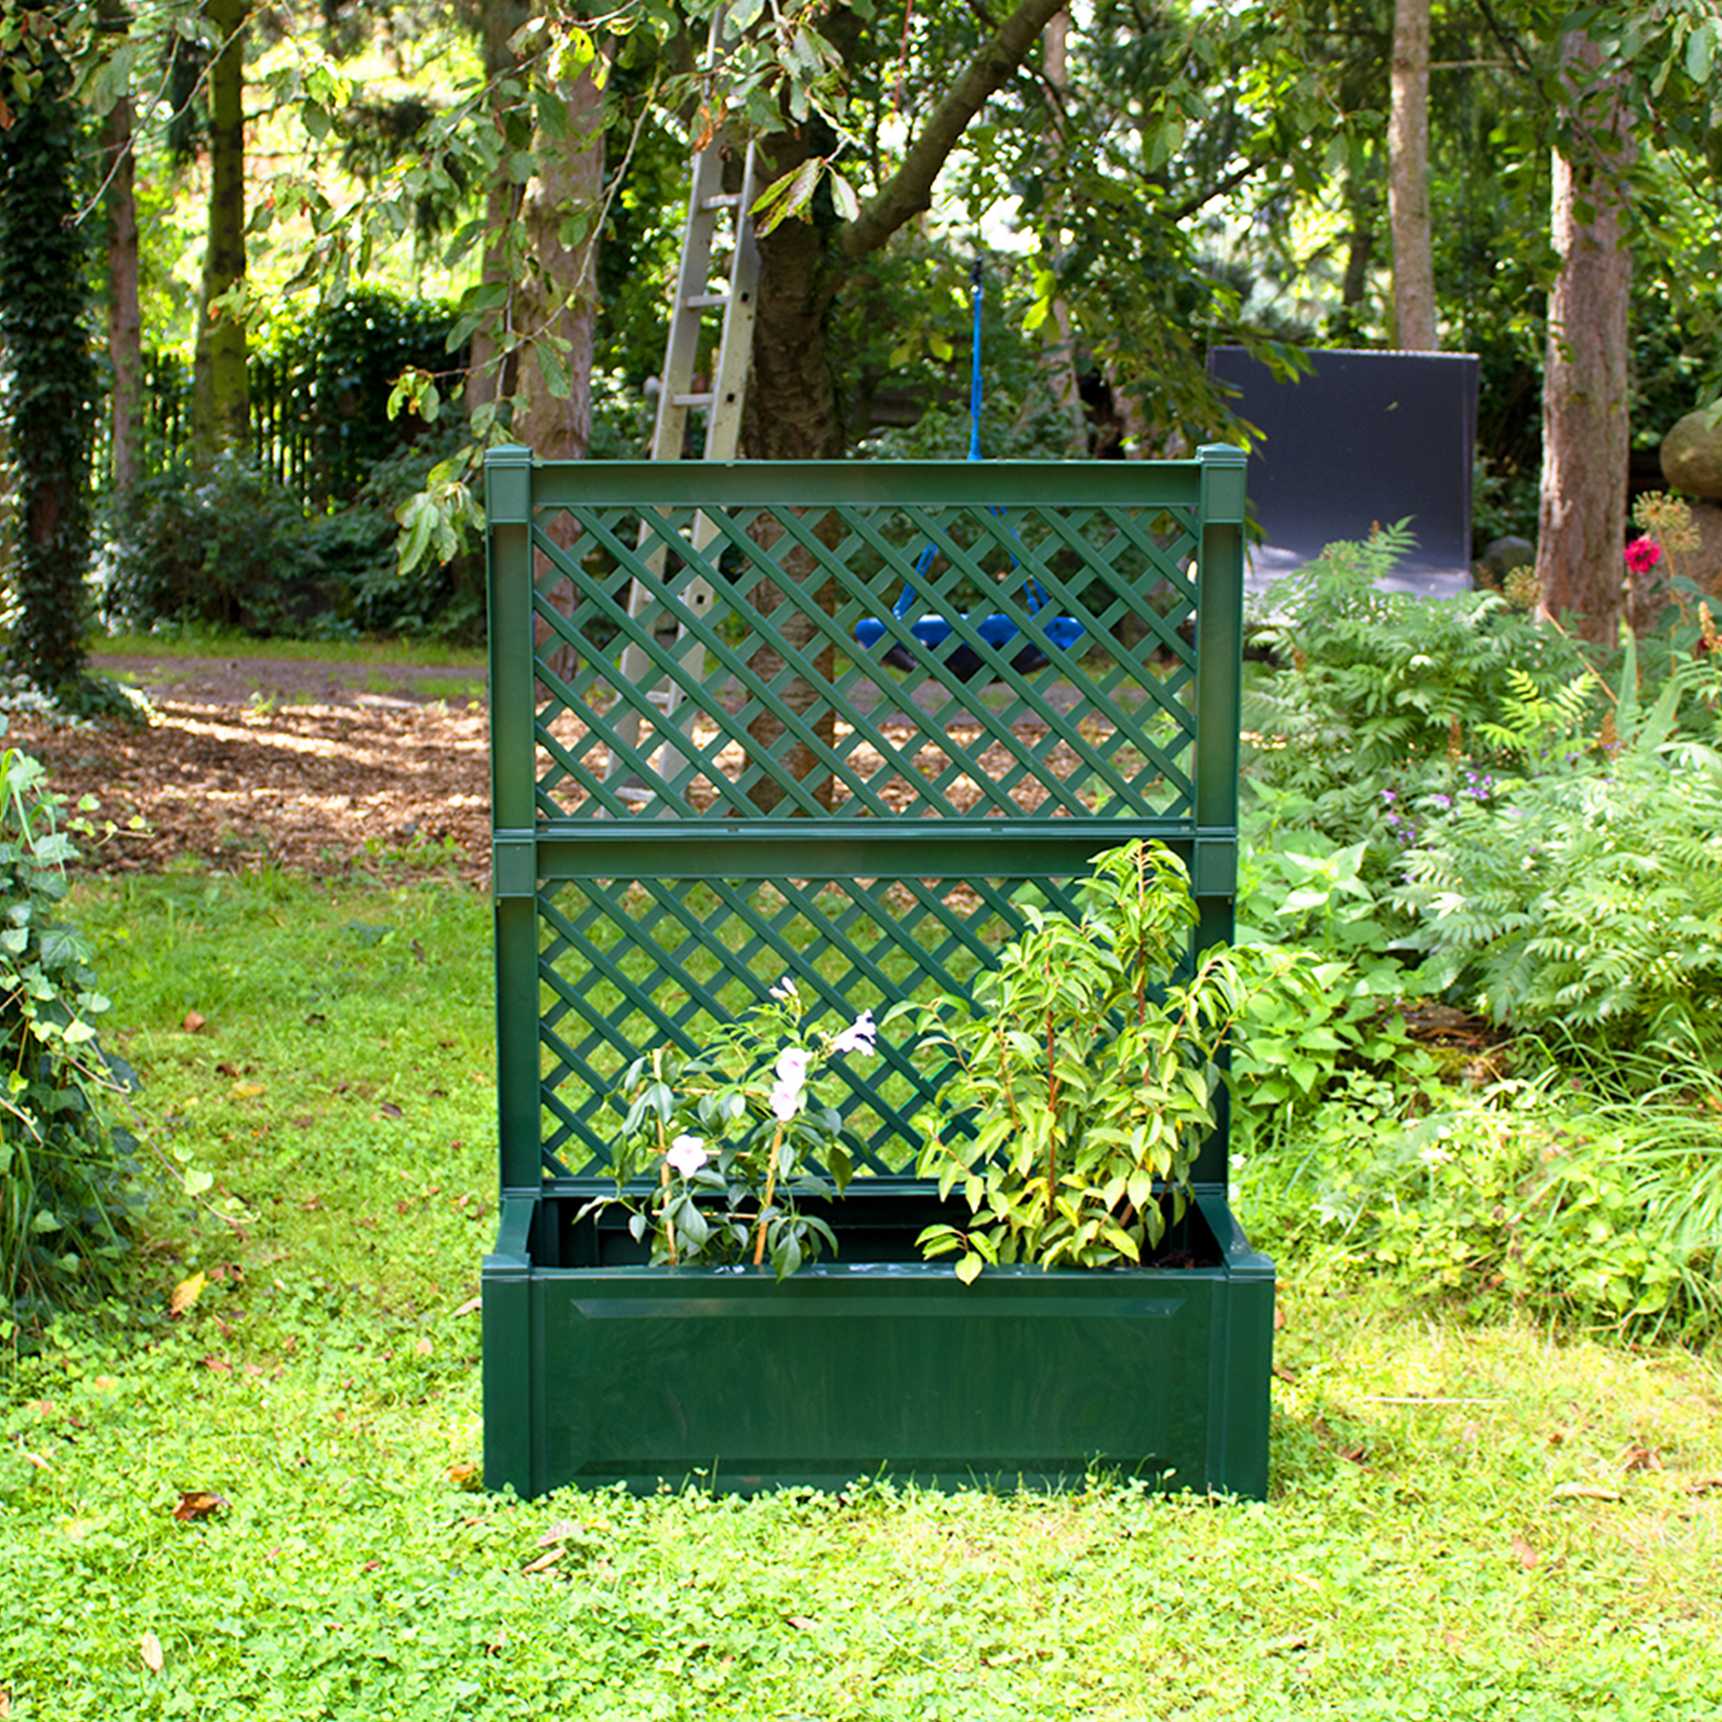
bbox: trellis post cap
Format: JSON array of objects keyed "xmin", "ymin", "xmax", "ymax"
[
  {"xmin": 1196, "ymin": 443, "xmax": 1247, "ymax": 524},
  {"xmin": 485, "ymin": 445, "xmax": 534, "ymax": 525}
]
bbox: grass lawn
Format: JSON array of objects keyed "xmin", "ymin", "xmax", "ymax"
[
  {"xmin": 4, "ymin": 871, "xmax": 1721, "ymax": 1719},
  {"xmin": 88, "ymin": 631, "xmax": 488, "ymax": 669}
]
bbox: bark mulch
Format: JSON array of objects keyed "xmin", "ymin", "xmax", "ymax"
[{"xmin": 14, "ymin": 663, "xmax": 492, "ymax": 885}]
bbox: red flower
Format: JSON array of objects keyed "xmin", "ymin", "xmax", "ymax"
[{"xmin": 1624, "ymin": 536, "xmax": 1663, "ymax": 575}]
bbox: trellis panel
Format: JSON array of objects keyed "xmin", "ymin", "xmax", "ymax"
[{"xmin": 486, "ymin": 450, "xmax": 1245, "ymax": 1197}]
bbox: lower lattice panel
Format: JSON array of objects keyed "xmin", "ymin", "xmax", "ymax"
[{"xmin": 534, "ymin": 872, "xmax": 1097, "ymax": 1179}]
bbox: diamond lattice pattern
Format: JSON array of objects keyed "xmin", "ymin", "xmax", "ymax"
[
  {"xmin": 536, "ymin": 872, "xmax": 1097, "ymax": 1180},
  {"xmin": 528, "ymin": 500, "xmax": 1200, "ymax": 822}
]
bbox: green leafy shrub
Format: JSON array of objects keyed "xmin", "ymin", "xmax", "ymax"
[
  {"xmin": 897, "ymin": 841, "xmax": 1241, "ymax": 1281},
  {"xmin": 1237, "ymin": 1046, "xmax": 1722, "ymax": 1338},
  {"xmin": 101, "ymin": 452, "xmax": 337, "ymax": 637},
  {"xmin": 303, "ymin": 427, "xmax": 485, "ymax": 640},
  {"xmin": 0, "ymin": 737, "xmax": 138, "ymax": 1312},
  {"xmin": 1397, "ymin": 654, "xmax": 1722, "ymax": 1050}
]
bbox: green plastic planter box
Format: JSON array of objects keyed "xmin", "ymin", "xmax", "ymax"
[{"xmin": 481, "ymin": 449, "xmax": 1274, "ymax": 1498}]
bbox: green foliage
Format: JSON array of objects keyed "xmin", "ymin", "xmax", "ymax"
[
  {"xmin": 0, "ymin": 14, "xmax": 93, "ymax": 691},
  {"xmin": 0, "ymin": 736, "xmax": 135, "ymax": 1312},
  {"xmin": 581, "ymin": 983, "xmax": 863, "ymax": 1279},
  {"xmin": 101, "ymin": 428, "xmax": 486, "ymax": 642},
  {"xmin": 1239, "ymin": 1040, "xmax": 1722, "ymax": 1341},
  {"xmin": 900, "ymin": 842, "xmax": 1239, "ymax": 1281},
  {"xmin": 1250, "ymin": 525, "xmax": 1590, "ymax": 776},
  {"xmin": 1397, "ymin": 652, "xmax": 1722, "ymax": 1050},
  {"xmin": 102, "ymin": 452, "xmax": 335, "ymax": 638},
  {"xmin": 1230, "ymin": 834, "xmax": 1433, "ymax": 1123}
]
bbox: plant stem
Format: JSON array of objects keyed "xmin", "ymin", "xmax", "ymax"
[
  {"xmin": 1044, "ymin": 949, "xmax": 1059, "ymax": 1220},
  {"xmin": 752, "ymin": 1122, "xmax": 784, "ymax": 1268},
  {"xmin": 652, "ymin": 1050, "xmax": 676, "ymax": 1267}
]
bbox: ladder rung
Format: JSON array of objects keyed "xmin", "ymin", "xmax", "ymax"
[
  {"xmin": 700, "ymin": 193, "xmax": 741, "ymax": 211},
  {"xmin": 672, "ymin": 392, "xmax": 713, "ymax": 408},
  {"xmin": 684, "ymin": 292, "xmax": 728, "ymax": 310}
]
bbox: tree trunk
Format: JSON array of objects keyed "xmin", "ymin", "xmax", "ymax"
[
  {"xmin": 192, "ymin": 0, "xmax": 249, "ymax": 449},
  {"xmin": 1534, "ymin": 32, "xmax": 1635, "ymax": 642},
  {"xmin": 104, "ymin": 80, "xmax": 143, "ymax": 495},
  {"xmin": 513, "ymin": 66, "xmax": 603, "ymax": 460},
  {"xmin": 1387, "ymin": 0, "xmax": 1437, "ymax": 350},
  {"xmin": 732, "ymin": 0, "xmax": 1064, "ymax": 808},
  {"xmin": 0, "ymin": 7, "xmax": 95, "ymax": 689},
  {"xmin": 464, "ymin": 0, "xmax": 530, "ymax": 412},
  {"xmin": 516, "ymin": 64, "xmax": 603, "ymax": 684},
  {"xmin": 740, "ymin": 131, "xmax": 846, "ymax": 811}
]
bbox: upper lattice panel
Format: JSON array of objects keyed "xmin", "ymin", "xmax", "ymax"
[{"xmin": 505, "ymin": 465, "xmax": 1222, "ymax": 824}]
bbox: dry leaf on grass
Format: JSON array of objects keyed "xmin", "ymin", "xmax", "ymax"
[
  {"xmin": 784, "ymin": 1616, "xmax": 818, "ymax": 1632},
  {"xmin": 446, "ymin": 1462, "xmax": 479, "ymax": 1488},
  {"xmin": 378, "ymin": 1102, "xmax": 404, "ymax": 1119},
  {"xmin": 453, "ymin": 1296, "xmax": 482, "ymax": 1318},
  {"xmin": 182, "ymin": 1011, "xmax": 207, "ymax": 1034},
  {"xmin": 169, "ymin": 1272, "xmax": 206, "ymax": 1318},
  {"xmin": 538, "ymin": 1520, "xmax": 580, "ymax": 1548},
  {"xmin": 1511, "ymin": 1536, "xmax": 1540, "ymax": 1571},
  {"xmin": 172, "ymin": 1490, "xmax": 230, "ymax": 1522},
  {"xmin": 139, "ymin": 1631, "xmax": 164, "ymax": 1674},
  {"xmin": 414, "ymin": 1336, "xmax": 433, "ymax": 1356},
  {"xmin": 521, "ymin": 1548, "xmax": 564, "ymax": 1575}
]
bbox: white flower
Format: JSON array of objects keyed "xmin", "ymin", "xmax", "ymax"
[
  {"xmin": 829, "ymin": 1010, "xmax": 877, "ymax": 1057},
  {"xmin": 665, "ymin": 1134, "xmax": 709, "ymax": 1177},
  {"xmin": 775, "ymin": 1047, "xmax": 811, "ymax": 1085},
  {"xmin": 768, "ymin": 976, "xmax": 800, "ymax": 1002},
  {"xmin": 769, "ymin": 1081, "xmax": 804, "ymax": 1123}
]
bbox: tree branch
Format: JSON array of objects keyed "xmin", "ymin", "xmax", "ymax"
[{"xmin": 839, "ymin": 0, "xmax": 1065, "ymax": 261}]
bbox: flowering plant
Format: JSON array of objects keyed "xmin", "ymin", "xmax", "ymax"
[{"xmin": 580, "ymin": 979, "xmax": 874, "ymax": 1277}]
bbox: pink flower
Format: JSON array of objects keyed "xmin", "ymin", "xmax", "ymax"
[
  {"xmin": 1624, "ymin": 536, "xmax": 1663, "ymax": 576},
  {"xmin": 665, "ymin": 1134, "xmax": 708, "ymax": 1177}
]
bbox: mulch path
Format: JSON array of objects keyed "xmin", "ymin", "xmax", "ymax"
[{"xmin": 14, "ymin": 657, "xmax": 493, "ymax": 885}]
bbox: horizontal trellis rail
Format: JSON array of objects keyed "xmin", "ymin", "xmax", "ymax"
[{"xmin": 485, "ymin": 448, "xmax": 1246, "ymax": 1193}]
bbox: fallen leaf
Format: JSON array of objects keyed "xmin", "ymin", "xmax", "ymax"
[
  {"xmin": 453, "ymin": 1296, "xmax": 482, "ymax": 1318},
  {"xmin": 169, "ymin": 1271, "xmax": 206, "ymax": 1318},
  {"xmin": 1265, "ymin": 1633, "xmax": 1309, "ymax": 1655},
  {"xmin": 23, "ymin": 1450, "xmax": 50, "ymax": 1471},
  {"xmin": 1272, "ymin": 1364, "xmax": 1297, "ymax": 1384},
  {"xmin": 139, "ymin": 1630, "xmax": 164, "ymax": 1674},
  {"xmin": 521, "ymin": 1548, "xmax": 564, "ymax": 1575},
  {"xmin": 172, "ymin": 1490, "xmax": 230, "ymax": 1522},
  {"xmin": 1511, "ymin": 1536, "xmax": 1540, "ymax": 1571},
  {"xmin": 201, "ymin": 1355, "xmax": 232, "ymax": 1374},
  {"xmin": 182, "ymin": 1011, "xmax": 206, "ymax": 1034},
  {"xmin": 1684, "ymin": 1477, "xmax": 1722, "ymax": 1496},
  {"xmin": 539, "ymin": 1520, "xmax": 580, "ymax": 1547},
  {"xmin": 1, "ymin": 1685, "xmax": 12, "ymax": 1715},
  {"xmin": 1551, "ymin": 1482, "xmax": 1622, "ymax": 1503},
  {"xmin": 231, "ymin": 1081, "xmax": 266, "ymax": 1099},
  {"xmin": 1621, "ymin": 1444, "xmax": 1662, "ymax": 1473},
  {"xmin": 362, "ymin": 1559, "xmax": 382, "ymax": 1572},
  {"xmin": 784, "ymin": 1615, "xmax": 818, "ymax": 1632},
  {"xmin": 1273, "ymin": 1303, "xmax": 1287, "ymax": 1331},
  {"xmin": 446, "ymin": 1461, "xmax": 479, "ymax": 1488},
  {"xmin": 379, "ymin": 1101, "xmax": 403, "ymax": 1119},
  {"xmin": 25, "ymin": 1399, "xmax": 54, "ymax": 1417},
  {"xmin": 415, "ymin": 1336, "xmax": 433, "ymax": 1356},
  {"xmin": 215, "ymin": 1061, "xmax": 239, "ymax": 1078}
]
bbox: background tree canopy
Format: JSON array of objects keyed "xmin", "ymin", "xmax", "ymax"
[{"xmin": 0, "ymin": 0, "xmax": 1718, "ymax": 664}]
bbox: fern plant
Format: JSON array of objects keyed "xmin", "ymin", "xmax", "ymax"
[{"xmin": 1397, "ymin": 648, "xmax": 1722, "ymax": 1048}]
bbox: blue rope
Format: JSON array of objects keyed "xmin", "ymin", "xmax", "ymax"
[{"xmin": 888, "ymin": 255, "xmax": 1053, "ymax": 624}]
